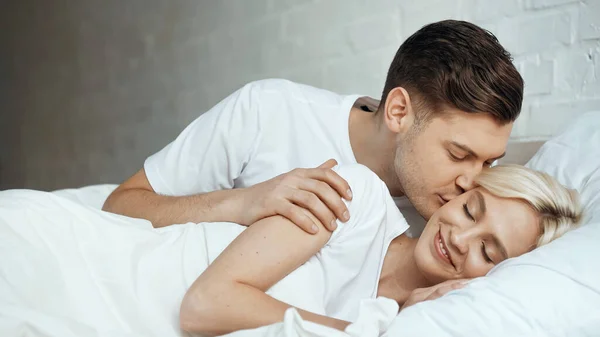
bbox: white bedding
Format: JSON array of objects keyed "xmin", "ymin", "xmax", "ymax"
[
  {"xmin": 0, "ymin": 187, "xmax": 401, "ymax": 337},
  {"xmin": 0, "ymin": 190, "xmax": 193, "ymax": 337},
  {"xmin": 4, "ymin": 112, "xmax": 599, "ymax": 337},
  {"xmin": 52, "ymin": 184, "xmax": 118, "ymax": 210}
]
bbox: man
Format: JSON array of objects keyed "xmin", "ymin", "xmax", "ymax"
[{"xmin": 103, "ymin": 20, "xmax": 523, "ymax": 236}]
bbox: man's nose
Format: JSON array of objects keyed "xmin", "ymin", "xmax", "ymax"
[{"xmin": 455, "ymin": 167, "xmax": 481, "ymax": 192}]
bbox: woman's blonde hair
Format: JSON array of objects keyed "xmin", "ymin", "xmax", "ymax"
[{"xmin": 475, "ymin": 164, "xmax": 582, "ymax": 247}]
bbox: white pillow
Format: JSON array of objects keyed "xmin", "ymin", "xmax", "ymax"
[{"xmin": 384, "ymin": 111, "xmax": 600, "ymax": 337}]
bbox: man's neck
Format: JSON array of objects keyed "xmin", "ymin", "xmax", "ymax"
[
  {"xmin": 377, "ymin": 235, "xmax": 433, "ymax": 306},
  {"xmin": 348, "ymin": 104, "xmax": 404, "ymax": 196}
]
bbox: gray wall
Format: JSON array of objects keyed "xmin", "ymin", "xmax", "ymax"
[{"xmin": 2, "ymin": 0, "xmax": 599, "ymax": 190}]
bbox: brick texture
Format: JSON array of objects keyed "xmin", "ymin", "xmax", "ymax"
[{"xmin": 1, "ymin": 0, "xmax": 599, "ymax": 189}]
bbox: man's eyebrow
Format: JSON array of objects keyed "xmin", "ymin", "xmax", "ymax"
[
  {"xmin": 450, "ymin": 141, "xmax": 506, "ymax": 161},
  {"xmin": 474, "ymin": 190, "xmax": 508, "ymax": 260}
]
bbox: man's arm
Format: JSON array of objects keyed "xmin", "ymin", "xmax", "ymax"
[
  {"xmin": 102, "ymin": 168, "xmax": 246, "ymax": 228},
  {"xmin": 102, "ymin": 159, "xmax": 353, "ymax": 231},
  {"xmin": 102, "ymin": 80, "xmax": 353, "ymax": 231},
  {"xmin": 178, "ymin": 211, "xmax": 350, "ymax": 336}
]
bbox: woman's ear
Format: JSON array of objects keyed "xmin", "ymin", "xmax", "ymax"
[{"xmin": 382, "ymin": 87, "xmax": 415, "ymax": 134}]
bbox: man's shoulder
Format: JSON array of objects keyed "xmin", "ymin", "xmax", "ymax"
[{"xmin": 244, "ymin": 78, "xmax": 346, "ymax": 105}]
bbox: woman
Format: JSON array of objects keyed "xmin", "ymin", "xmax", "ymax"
[
  {"xmin": 0, "ymin": 163, "xmax": 579, "ymax": 336},
  {"xmin": 178, "ymin": 164, "xmax": 582, "ymax": 336}
]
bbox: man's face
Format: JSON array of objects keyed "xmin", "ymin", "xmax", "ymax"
[{"xmin": 394, "ymin": 109, "xmax": 512, "ymax": 220}]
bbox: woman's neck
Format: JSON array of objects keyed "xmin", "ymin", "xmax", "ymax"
[{"xmin": 377, "ymin": 234, "xmax": 433, "ymax": 306}]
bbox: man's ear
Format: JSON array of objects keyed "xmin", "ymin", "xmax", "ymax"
[{"xmin": 382, "ymin": 87, "xmax": 415, "ymax": 134}]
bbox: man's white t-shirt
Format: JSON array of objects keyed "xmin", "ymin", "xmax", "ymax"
[
  {"xmin": 145, "ymin": 78, "xmax": 426, "ymax": 234},
  {"xmin": 145, "ymin": 78, "xmax": 360, "ymax": 194}
]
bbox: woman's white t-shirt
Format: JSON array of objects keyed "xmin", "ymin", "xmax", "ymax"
[
  {"xmin": 0, "ymin": 164, "xmax": 408, "ymax": 336},
  {"xmin": 178, "ymin": 164, "xmax": 409, "ymax": 322}
]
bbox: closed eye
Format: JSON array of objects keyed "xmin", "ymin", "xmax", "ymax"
[
  {"xmin": 463, "ymin": 203, "xmax": 475, "ymax": 221},
  {"xmin": 481, "ymin": 242, "xmax": 494, "ymax": 263},
  {"xmin": 448, "ymin": 151, "xmax": 466, "ymax": 161}
]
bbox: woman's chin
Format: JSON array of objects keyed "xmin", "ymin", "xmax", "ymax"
[{"xmin": 414, "ymin": 248, "xmax": 452, "ymax": 285}]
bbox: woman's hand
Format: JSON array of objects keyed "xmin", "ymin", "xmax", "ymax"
[{"xmin": 400, "ymin": 279, "xmax": 469, "ymax": 311}]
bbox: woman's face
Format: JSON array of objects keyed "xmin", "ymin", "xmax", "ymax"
[{"xmin": 414, "ymin": 187, "xmax": 541, "ymax": 283}]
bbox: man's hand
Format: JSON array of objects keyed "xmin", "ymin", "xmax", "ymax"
[
  {"xmin": 400, "ymin": 279, "xmax": 468, "ymax": 311},
  {"xmin": 239, "ymin": 159, "xmax": 352, "ymax": 234}
]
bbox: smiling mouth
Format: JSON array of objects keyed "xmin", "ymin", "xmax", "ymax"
[{"xmin": 436, "ymin": 230, "xmax": 456, "ymax": 269}]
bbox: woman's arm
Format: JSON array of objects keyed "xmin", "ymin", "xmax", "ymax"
[{"xmin": 179, "ymin": 211, "xmax": 350, "ymax": 336}]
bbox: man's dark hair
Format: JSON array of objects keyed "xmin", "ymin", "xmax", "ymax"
[{"xmin": 379, "ymin": 20, "xmax": 523, "ymax": 123}]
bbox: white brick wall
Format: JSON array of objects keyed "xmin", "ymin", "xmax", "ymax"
[{"xmin": 2, "ymin": 0, "xmax": 599, "ymax": 189}]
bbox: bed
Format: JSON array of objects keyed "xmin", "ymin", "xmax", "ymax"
[{"xmin": 1, "ymin": 111, "xmax": 599, "ymax": 337}]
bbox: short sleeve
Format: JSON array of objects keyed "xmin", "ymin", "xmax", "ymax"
[
  {"xmin": 327, "ymin": 164, "xmax": 408, "ymax": 244},
  {"xmin": 144, "ymin": 81, "xmax": 263, "ymax": 196}
]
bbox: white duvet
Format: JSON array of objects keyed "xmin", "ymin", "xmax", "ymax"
[
  {"xmin": 0, "ymin": 189, "xmax": 196, "ymax": 336},
  {"xmin": 0, "ymin": 189, "xmax": 398, "ymax": 337}
]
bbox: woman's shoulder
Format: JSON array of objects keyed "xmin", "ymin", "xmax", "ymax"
[
  {"xmin": 332, "ymin": 164, "xmax": 393, "ymax": 207},
  {"xmin": 332, "ymin": 164, "xmax": 387, "ymax": 195},
  {"xmin": 332, "ymin": 163, "xmax": 378, "ymax": 177},
  {"xmin": 329, "ymin": 164, "xmax": 406, "ymax": 241}
]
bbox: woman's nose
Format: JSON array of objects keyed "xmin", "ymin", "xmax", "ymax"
[{"xmin": 449, "ymin": 227, "xmax": 478, "ymax": 255}]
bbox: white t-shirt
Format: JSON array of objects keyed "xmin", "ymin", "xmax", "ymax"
[
  {"xmin": 145, "ymin": 78, "xmax": 360, "ymax": 195},
  {"xmin": 190, "ymin": 164, "xmax": 409, "ymax": 323},
  {"xmin": 301, "ymin": 164, "xmax": 409, "ymax": 320},
  {"xmin": 0, "ymin": 165, "xmax": 407, "ymax": 335},
  {"xmin": 145, "ymin": 78, "xmax": 425, "ymax": 234}
]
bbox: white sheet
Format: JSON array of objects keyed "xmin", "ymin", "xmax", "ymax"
[
  {"xmin": 0, "ymin": 189, "xmax": 401, "ymax": 337},
  {"xmin": 0, "ymin": 189, "xmax": 201, "ymax": 336},
  {"xmin": 222, "ymin": 298, "xmax": 399, "ymax": 337},
  {"xmin": 52, "ymin": 184, "xmax": 117, "ymax": 210}
]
